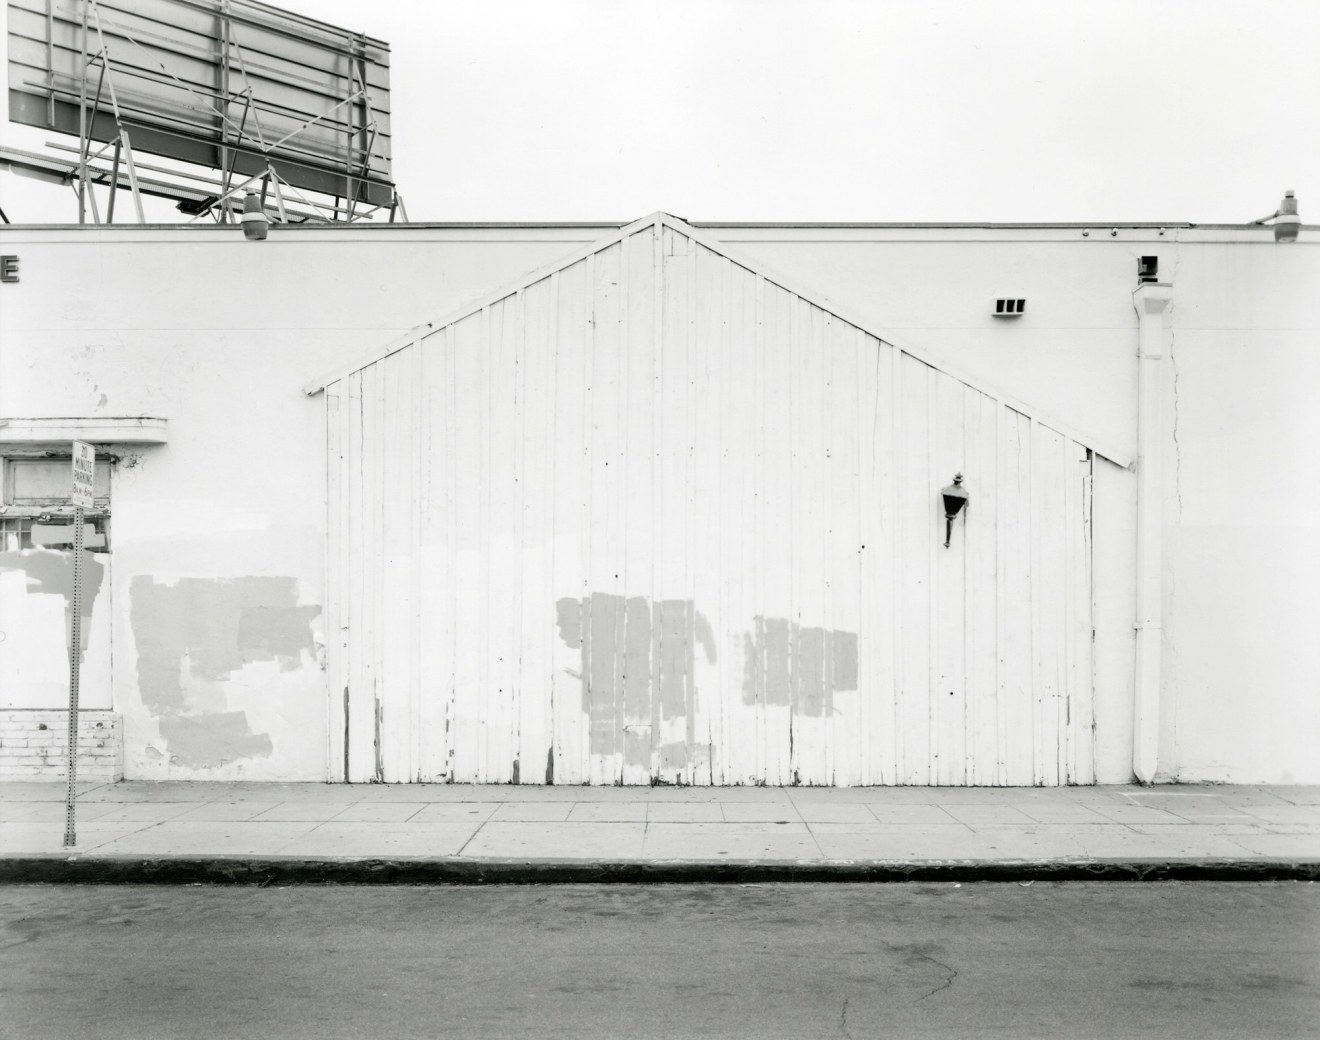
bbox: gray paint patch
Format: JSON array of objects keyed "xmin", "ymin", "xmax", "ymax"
[
  {"xmin": 742, "ymin": 617, "xmax": 859, "ymax": 717},
  {"xmin": 763, "ymin": 618, "xmax": 792, "ymax": 707},
  {"xmin": 554, "ymin": 597, "xmax": 582, "ymax": 650},
  {"xmin": 622, "ymin": 595, "xmax": 652, "ymax": 771},
  {"xmin": 157, "ymin": 712, "xmax": 274, "ymax": 769},
  {"xmin": 658, "ymin": 741, "xmax": 688, "ymax": 772},
  {"xmin": 694, "ymin": 613, "xmax": 717, "ymax": 669},
  {"xmin": 556, "ymin": 593, "xmax": 715, "ymax": 770},
  {"xmin": 237, "ymin": 591, "xmax": 324, "ymax": 672},
  {"xmin": 794, "ymin": 625, "xmax": 827, "ymax": 716},
  {"xmin": 832, "ymin": 631, "xmax": 859, "ymax": 690},
  {"xmin": 0, "ymin": 549, "xmax": 106, "ymax": 656},
  {"xmin": 655, "ymin": 600, "xmax": 692, "ymax": 722},
  {"xmin": 130, "ymin": 575, "xmax": 320, "ymax": 768},
  {"xmin": 585, "ymin": 592, "xmax": 625, "ymax": 759},
  {"xmin": 623, "ymin": 727, "xmax": 650, "ymax": 772}
]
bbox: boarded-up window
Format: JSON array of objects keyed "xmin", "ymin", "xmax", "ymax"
[
  {"xmin": 4, "ymin": 458, "xmax": 111, "ymax": 505},
  {"xmin": 0, "ymin": 456, "xmax": 111, "ymax": 550}
]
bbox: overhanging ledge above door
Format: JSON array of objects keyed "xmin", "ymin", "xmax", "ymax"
[{"xmin": 0, "ymin": 417, "xmax": 169, "ymax": 444}]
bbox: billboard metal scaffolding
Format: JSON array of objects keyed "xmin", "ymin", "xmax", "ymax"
[{"xmin": 6, "ymin": 0, "xmax": 402, "ymax": 223}]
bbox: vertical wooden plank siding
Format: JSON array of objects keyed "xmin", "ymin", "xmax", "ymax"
[
  {"xmin": 378, "ymin": 349, "xmax": 415, "ymax": 782},
  {"xmin": 932, "ymin": 371, "xmax": 967, "ymax": 784},
  {"xmin": 859, "ymin": 331, "xmax": 896, "ymax": 786},
  {"xmin": 966, "ymin": 389, "xmax": 1000, "ymax": 785},
  {"xmin": 787, "ymin": 296, "xmax": 814, "ymax": 784},
  {"xmin": 998, "ymin": 409, "xmax": 1035, "ymax": 784},
  {"xmin": 723, "ymin": 257, "xmax": 757, "ymax": 785},
  {"xmin": 324, "ymin": 385, "xmax": 346, "ymax": 780},
  {"xmin": 655, "ymin": 228, "xmax": 690, "ymax": 785},
  {"xmin": 345, "ymin": 367, "xmax": 374, "ymax": 782},
  {"xmin": 691, "ymin": 244, "xmax": 721, "ymax": 785},
  {"xmin": 1032, "ymin": 423, "xmax": 1068, "ymax": 787},
  {"xmin": 1067, "ymin": 447, "xmax": 1096, "ymax": 784},
  {"xmin": 898, "ymin": 356, "xmax": 932, "ymax": 785},
  {"xmin": 372, "ymin": 363, "xmax": 390, "ymax": 781},
  {"xmin": 417, "ymin": 328, "xmax": 450, "ymax": 781},
  {"xmin": 486, "ymin": 296, "xmax": 520, "ymax": 783},
  {"xmin": 620, "ymin": 229, "xmax": 656, "ymax": 785},
  {"xmin": 450, "ymin": 312, "xmax": 484, "ymax": 783},
  {"xmin": 518, "ymin": 278, "xmax": 555, "ymax": 785},
  {"xmin": 328, "ymin": 223, "xmax": 1098, "ymax": 786},
  {"xmin": 549, "ymin": 265, "xmax": 586, "ymax": 785},
  {"xmin": 760, "ymin": 281, "xmax": 793, "ymax": 786},
  {"xmin": 830, "ymin": 322, "xmax": 863, "ymax": 786},
  {"xmin": 440, "ymin": 325, "xmax": 460, "ymax": 780},
  {"xmin": 408, "ymin": 343, "xmax": 425, "ymax": 780}
]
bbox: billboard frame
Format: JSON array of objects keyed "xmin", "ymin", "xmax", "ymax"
[{"xmin": 6, "ymin": 0, "xmax": 399, "ymax": 223}]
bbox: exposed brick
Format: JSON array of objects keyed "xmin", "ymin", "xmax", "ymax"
[{"xmin": 0, "ymin": 710, "xmax": 122, "ymax": 781}]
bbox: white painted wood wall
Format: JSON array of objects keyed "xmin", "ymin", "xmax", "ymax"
[{"xmin": 322, "ymin": 217, "xmax": 1096, "ymax": 785}]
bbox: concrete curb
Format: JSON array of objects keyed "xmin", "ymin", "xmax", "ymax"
[{"xmin": 2, "ymin": 856, "xmax": 1318, "ymax": 885}]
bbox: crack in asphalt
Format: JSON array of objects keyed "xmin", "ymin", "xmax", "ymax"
[
  {"xmin": 913, "ymin": 954, "xmax": 959, "ymax": 1003},
  {"xmin": 838, "ymin": 995, "xmax": 852, "ymax": 1039}
]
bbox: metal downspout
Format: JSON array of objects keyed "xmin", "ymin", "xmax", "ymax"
[{"xmin": 1133, "ymin": 282, "xmax": 1173, "ymax": 783}]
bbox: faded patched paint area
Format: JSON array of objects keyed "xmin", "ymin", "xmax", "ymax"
[
  {"xmin": 130, "ymin": 576, "xmax": 320, "ymax": 768},
  {"xmin": 158, "ymin": 712, "xmax": 273, "ymax": 768},
  {"xmin": 0, "ymin": 548, "xmax": 106, "ymax": 655},
  {"xmin": 555, "ymin": 597, "xmax": 583, "ymax": 650},
  {"xmin": 742, "ymin": 617, "xmax": 858, "ymax": 717},
  {"xmin": 555, "ymin": 593, "xmax": 716, "ymax": 769}
]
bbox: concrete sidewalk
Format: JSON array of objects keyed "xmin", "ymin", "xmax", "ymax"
[{"xmin": 3, "ymin": 781, "xmax": 1318, "ymax": 883}]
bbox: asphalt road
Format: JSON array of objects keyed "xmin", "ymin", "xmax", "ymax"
[{"xmin": 1, "ymin": 882, "xmax": 1316, "ymax": 1039}]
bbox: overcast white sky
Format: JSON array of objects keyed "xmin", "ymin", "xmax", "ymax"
[{"xmin": 2, "ymin": 0, "xmax": 1317, "ymax": 224}]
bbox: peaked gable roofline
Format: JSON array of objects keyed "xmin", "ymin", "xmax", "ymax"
[
  {"xmin": 301, "ymin": 211, "xmax": 665, "ymax": 398},
  {"xmin": 304, "ymin": 211, "xmax": 1132, "ymax": 468}
]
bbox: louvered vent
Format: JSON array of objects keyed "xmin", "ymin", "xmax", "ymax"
[{"xmin": 994, "ymin": 298, "xmax": 1026, "ymax": 317}]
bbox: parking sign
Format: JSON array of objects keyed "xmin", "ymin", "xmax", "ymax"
[{"xmin": 71, "ymin": 441, "xmax": 95, "ymax": 509}]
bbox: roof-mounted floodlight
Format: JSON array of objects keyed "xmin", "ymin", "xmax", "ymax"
[
  {"xmin": 1253, "ymin": 190, "xmax": 1300, "ymax": 242},
  {"xmin": 241, "ymin": 193, "xmax": 270, "ymax": 241}
]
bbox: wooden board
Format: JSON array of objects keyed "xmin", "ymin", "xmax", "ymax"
[{"xmin": 327, "ymin": 221, "xmax": 1099, "ymax": 786}]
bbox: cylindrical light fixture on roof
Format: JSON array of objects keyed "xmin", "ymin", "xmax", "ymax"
[
  {"xmin": 241, "ymin": 193, "xmax": 269, "ymax": 241},
  {"xmin": 1274, "ymin": 191, "xmax": 1300, "ymax": 243}
]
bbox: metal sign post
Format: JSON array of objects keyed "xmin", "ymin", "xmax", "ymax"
[{"xmin": 64, "ymin": 440, "xmax": 96, "ymax": 848}]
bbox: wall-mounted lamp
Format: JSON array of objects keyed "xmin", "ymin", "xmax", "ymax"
[
  {"xmin": 941, "ymin": 473, "xmax": 969, "ymax": 548},
  {"xmin": 241, "ymin": 192, "xmax": 269, "ymax": 241},
  {"xmin": 1253, "ymin": 190, "xmax": 1300, "ymax": 243}
]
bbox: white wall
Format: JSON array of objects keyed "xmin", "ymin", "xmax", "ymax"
[
  {"xmin": 2, "ymin": 220, "xmax": 1316, "ymax": 783},
  {"xmin": 706, "ymin": 225, "xmax": 1320, "ymax": 784},
  {"xmin": 0, "ymin": 551, "xmax": 113, "ymax": 710},
  {"xmin": 0, "ymin": 226, "xmax": 609, "ymax": 780},
  {"xmin": 1153, "ymin": 240, "xmax": 1320, "ymax": 782},
  {"xmin": 701, "ymin": 226, "xmax": 1148, "ymax": 460}
]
